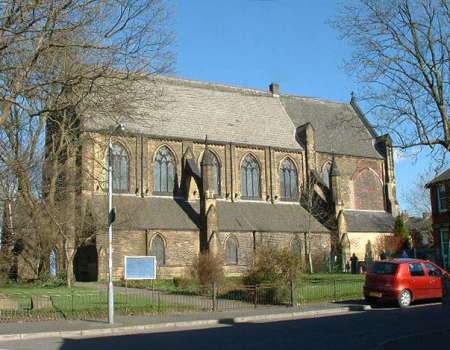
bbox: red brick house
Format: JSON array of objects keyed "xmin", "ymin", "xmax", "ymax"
[{"xmin": 426, "ymin": 169, "xmax": 450, "ymax": 269}]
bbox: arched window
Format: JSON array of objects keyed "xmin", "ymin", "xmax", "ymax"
[
  {"xmin": 353, "ymin": 168, "xmax": 384, "ymax": 210},
  {"xmin": 50, "ymin": 248, "xmax": 58, "ymax": 278},
  {"xmin": 202, "ymin": 152, "xmax": 221, "ymax": 195},
  {"xmin": 154, "ymin": 146, "xmax": 176, "ymax": 194},
  {"xmin": 241, "ymin": 154, "xmax": 261, "ymax": 199},
  {"xmin": 150, "ymin": 235, "xmax": 165, "ymax": 266},
  {"xmin": 291, "ymin": 238, "xmax": 302, "ymax": 256},
  {"xmin": 225, "ymin": 236, "xmax": 238, "ymax": 265},
  {"xmin": 280, "ymin": 158, "xmax": 298, "ymax": 200},
  {"xmin": 322, "ymin": 162, "xmax": 331, "ymax": 188},
  {"xmin": 111, "ymin": 143, "xmax": 129, "ymax": 192}
]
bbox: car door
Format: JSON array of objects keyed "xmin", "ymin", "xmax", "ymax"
[
  {"xmin": 425, "ymin": 263, "xmax": 443, "ymax": 299},
  {"xmin": 408, "ymin": 263, "xmax": 428, "ymax": 299}
]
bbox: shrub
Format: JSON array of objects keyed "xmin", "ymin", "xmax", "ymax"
[
  {"xmin": 191, "ymin": 252, "xmax": 224, "ymax": 286},
  {"xmin": 173, "ymin": 277, "xmax": 190, "ymax": 289},
  {"xmin": 244, "ymin": 246, "xmax": 304, "ymax": 285}
]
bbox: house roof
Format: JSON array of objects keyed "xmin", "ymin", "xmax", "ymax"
[
  {"xmin": 84, "ymin": 76, "xmax": 302, "ymax": 151},
  {"xmin": 280, "ymin": 95, "xmax": 383, "ymax": 159},
  {"xmin": 89, "ymin": 195, "xmax": 329, "ymax": 233},
  {"xmin": 426, "ymin": 168, "xmax": 450, "ymax": 187},
  {"xmin": 344, "ymin": 210, "xmax": 395, "ymax": 233}
]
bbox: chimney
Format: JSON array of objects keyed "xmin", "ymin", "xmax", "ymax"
[{"xmin": 269, "ymin": 83, "xmax": 280, "ymax": 97}]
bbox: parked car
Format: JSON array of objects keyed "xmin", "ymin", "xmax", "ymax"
[{"xmin": 363, "ymin": 258, "xmax": 449, "ymax": 308}]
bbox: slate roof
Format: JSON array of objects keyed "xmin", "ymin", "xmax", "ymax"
[
  {"xmin": 89, "ymin": 195, "xmax": 329, "ymax": 233},
  {"xmin": 280, "ymin": 95, "xmax": 383, "ymax": 159},
  {"xmin": 344, "ymin": 210, "xmax": 395, "ymax": 233},
  {"xmin": 84, "ymin": 77, "xmax": 302, "ymax": 151},
  {"xmin": 426, "ymin": 168, "xmax": 450, "ymax": 187}
]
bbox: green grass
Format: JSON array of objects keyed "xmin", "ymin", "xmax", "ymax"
[
  {"xmin": 297, "ymin": 279, "xmax": 364, "ymax": 303},
  {"xmin": 0, "ymin": 284, "xmax": 198, "ymax": 322}
]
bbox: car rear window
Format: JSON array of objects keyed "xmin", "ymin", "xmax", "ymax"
[{"xmin": 372, "ymin": 263, "xmax": 398, "ymax": 275}]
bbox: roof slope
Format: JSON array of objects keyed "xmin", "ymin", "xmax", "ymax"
[
  {"xmin": 280, "ymin": 95, "xmax": 383, "ymax": 158},
  {"xmin": 344, "ymin": 210, "xmax": 394, "ymax": 233},
  {"xmin": 426, "ymin": 168, "xmax": 450, "ymax": 187},
  {"xmin": 89, "ymin": 196, "xmax": 329, "ymax": 233},
  {"xmin": 85, "ymin": 77, "xmax": 301, "ymax": 150}
]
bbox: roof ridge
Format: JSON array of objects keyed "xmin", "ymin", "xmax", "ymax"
[
  {"xmin": 280, "ymin": 93, "xmax": 351, "ymax": 106},
  {"xmin": 154, "ymin": 75, "xmax": 272, "ymax": 97}
]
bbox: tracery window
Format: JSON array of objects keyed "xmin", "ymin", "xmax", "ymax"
[
  {"xmin": 241, "ymin": 154, "xmax": 261, "ymax": 199},
  {"xmin": 154, "ymin": 146, "xmax": 176, "ymax": 194},
  {"xmin": 111, "ymin": 143, "xmax": 129, "ymax": 192},
  {"xmin": 280, "ymin": 158, "xmax": 298, "ymax": 200}
]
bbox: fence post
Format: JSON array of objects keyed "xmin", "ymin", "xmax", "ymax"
[
  {"xmin": 157, "ymin": 292, "xmax": 161, "ymax": 313},
  {"xmin": 289, "ymin": 280, "xmax": 296, "ymax": 307},
  {"xmin": 71, "ymin": 291, "xmax": 74, "ymax": 315},
  {"xmin": 254, "ymin": 285, "xmax": 258, "ymax": 309},
  {"xmin": 333, "ymin": 280, "xmax": 337, "ymax": 301},
  {"xmin": 212, "ymin": 282, "xmax": 218, "ymax": 311}
]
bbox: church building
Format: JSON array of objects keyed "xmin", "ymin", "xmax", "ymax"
[{"xmin": 75, "ymin": 76, "xmax": 398, "ymax": 280}]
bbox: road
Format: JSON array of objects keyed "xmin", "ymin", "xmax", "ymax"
[{"xmin": 1, "ymin": 303, "xmax": 450, "ymax": 350}]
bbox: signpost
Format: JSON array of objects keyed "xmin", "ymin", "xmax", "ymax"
[{"xmin": 124, "ymin": 256, "xmax": 157, "ymax": 280}]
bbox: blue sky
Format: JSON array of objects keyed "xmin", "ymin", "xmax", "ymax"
[{"xmin": 172, "ymin": 0, "xmax": 434, "ymax": 213}]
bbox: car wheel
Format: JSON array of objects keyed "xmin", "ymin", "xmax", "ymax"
[{"xmin": 398, "ymin": 290, "xmax": 412, "ymax": 308}]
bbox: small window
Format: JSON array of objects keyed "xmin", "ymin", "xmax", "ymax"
[
  {"xmin": 150, "ymin": 235, "xmax": 165, "ymax": 266},
  {"xmin": 409, "ymin": 263, "xmax": 425, "ymax": 277},
  {"xmin": 372, "ymin": 262, "xmax": 398, "ymax": 275},
  {"xmin": 437, "ymin": 184, "xmax": 448, "ymax": 213},
  {"xmin": 291, "ymin": 238, "xmax": 302, "ymax": 256},
  {"xmin": 225, "ymin": 237, "xmax": 238, "ymax": 265},
  {"xmin": 322, "ymin": 162, "xmax": 331, "ymax": 188},
  {"xmin": 426, "ymin": 263, "xmax": 442, "ymax": 277}
]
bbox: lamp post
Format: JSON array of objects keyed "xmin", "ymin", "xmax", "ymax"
[{"xmin": 108, "ymin": 123, "xmax": 125, "ymax": 325}]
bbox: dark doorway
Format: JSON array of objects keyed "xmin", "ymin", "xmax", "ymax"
[{"xmin": 74, "ymin": 244, "xmax": 98, "ymax": 282}]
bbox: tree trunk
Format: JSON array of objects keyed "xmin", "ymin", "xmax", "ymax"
[{"xmin": 66, "ymin": 258, "xmax": 74, "ymax": 289}]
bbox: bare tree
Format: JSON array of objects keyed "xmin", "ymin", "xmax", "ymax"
[
  {"xmin": 0, "ymin": 0, "xmax": 173, "ymax": 286},
  {"xmin": 401, "ymin": 170, "xmax": 433, "ymax": 216},
  {"xmin": 332, "ymin": 0, "xmax": 450, "ymax": 160}
]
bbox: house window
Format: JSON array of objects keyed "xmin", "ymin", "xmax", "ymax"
[
  {"xmin": 440, "ymin": 226, "xmax": 449, "ymax": 269},
  {"xmin": 280, "ymin": 158, "xmax": 298, "ymax": 200},
  {"xmin": 111, "ymin": 143, "xmax": 129, "ymax": 192},
  {"xmin": 437, "ymin": 184, "xmax": 448, "ymax": 213},
  {"xmin": 150, "ymin": 235, "xmax": 165, "ymax": 266},
  {"xmin": 202, "ymin": 152, "xmax": 221, "ymax": 195},
  {"xmin": 241, "ymin": 154, "xmax": 260, "ymax": 199},
  {"xmin": 154, "ymin": 146, "xmax": 176, "ymax": 194},
  {"xmin": 322, "ymin": 162, "xmax": 331, "ymax": 188},
  {"xmin": 225, "ymin": 236, "xmax": 238, "ymax": 265}
]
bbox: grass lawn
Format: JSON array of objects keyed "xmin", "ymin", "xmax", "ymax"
[
  {"xmin": 297, "ymin": 279, "xmax": 365, "ymax": 303},
  {"xmin": 0, "ymin": 284, "xmax": 197, "ymax": 321}
]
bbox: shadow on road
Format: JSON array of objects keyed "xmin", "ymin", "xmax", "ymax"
[{"xmin": 57, "ymin": 304, "xmax": 450, "ymax": 350}]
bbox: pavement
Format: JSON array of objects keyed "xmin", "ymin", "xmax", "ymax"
[
  {"xmin": 1, "ymin": 302, "xmax": 449, "ymax": 350},
  {"xmin": 0, "ymin": 301, "xmax": 371, "ymax": 341}
]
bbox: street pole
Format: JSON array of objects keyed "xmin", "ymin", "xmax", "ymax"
[{"xmin": 108, "ymin": 135, "xmax": 114, "ymax": 324}]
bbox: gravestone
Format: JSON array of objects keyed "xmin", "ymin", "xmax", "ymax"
[
  {"xmin": 31, "ymin": 296, "xmax": 53, "ymax": 310},
  {"xmin": 0, "ymin": 294, "xmax": 19, "ymax": 311}
]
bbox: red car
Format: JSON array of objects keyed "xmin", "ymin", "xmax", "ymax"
[{"xmin": 364, "ymin": 258, "xmax": 449, "ymax": 308}]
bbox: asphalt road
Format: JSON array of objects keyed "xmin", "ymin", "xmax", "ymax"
[{"xmin": 1, "ymin": 303, "xmax": 450, "ymax": 350}]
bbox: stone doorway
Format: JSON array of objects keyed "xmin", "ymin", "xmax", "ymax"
[{"xmin": 74, "ymin": 244, "xmax": 98, "ymax": 282}]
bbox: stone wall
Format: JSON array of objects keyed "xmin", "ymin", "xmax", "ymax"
[
  {"xmin": 316, "ymin": 152, "xmax": 386, "ymax": 211},
  {"xmin": 96, "ymin": 229, "xmax": 331, "ymax": 279},
  {"xmin": 347, "ymin": 231, "xmax": 392, "ymax": 261}
]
